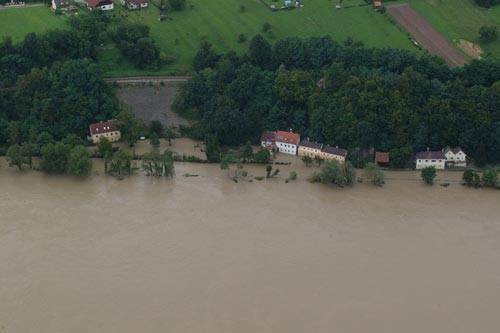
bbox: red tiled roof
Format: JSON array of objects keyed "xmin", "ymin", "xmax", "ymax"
[
  {"xmin": 86, "ymin": 0, "xmax": 112, "ymax": 7},
  {"xmin": 275, "ymin": 130, "xmax": 300, "ymax": 145},
  {"xmin": 89, "ymin": 120, "xmax": 118, "ymax": 136},
  {"xmin": 375, "ymin": 151, "xmax": 389, "ymax": 163}
]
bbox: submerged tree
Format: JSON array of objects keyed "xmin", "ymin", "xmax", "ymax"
[
  {"xmin": 67, "ymin": 145, "xmax": 92, "ymax": 177},
  {"xmin": 108, "ymin": 150, "xmax": 134, "ymax": 178},
  {"xmin": 363, "ymin": 162, "xmax": 385, "ymax": 186},
  {"xmin": 421, "ymin": 166, "xmax": 437, "ymax": 185}
]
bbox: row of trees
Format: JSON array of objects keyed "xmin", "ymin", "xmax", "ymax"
[
  {"xmin": 174, "ymin": 35, "xmax": 500, "ymax": 166},
  {"xmin": 6, "ymin": 142, "xmax": 92, "ymax": 176}
]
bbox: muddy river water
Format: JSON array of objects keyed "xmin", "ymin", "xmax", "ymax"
[{"xmin": 0, "ymin": 161, "xmax": 499, "ymax": 333}]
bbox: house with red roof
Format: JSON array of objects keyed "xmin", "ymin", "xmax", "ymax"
[
  {"xmin": 260, "ymin": 130, "xmax": 300, "ymax": 155},
  {"xmin": 415, "ymin": 149, "xmax": 446, "ymax": 170},
  {"xmin": 89, "ymin": 120, "xmax": 121, "ymax": 144},
  {"xmin": 86, "ymin": 0, "xmax": 113, "ymax": 10}
]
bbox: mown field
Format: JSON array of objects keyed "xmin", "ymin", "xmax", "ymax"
[
  {"xmin": 0, "ymin": 5, "xmax": 66, "ymax": 41},
  {"xmin": 8, "ymin": 1, "xmax": 496, "ymax": 76},
  {"xmin": 405, "ymin": 0, "xmax": 500, "ymax": 59}
]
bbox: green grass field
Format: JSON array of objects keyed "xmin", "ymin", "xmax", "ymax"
[
  {"xmin": 101, "ymin": 0, "xmax": 415, "ymax": 76},
  {"xmin": 405, "ymin": 0, "xmax": 500, "ymax": 59},
  {"xmin": 0, "ymin": 5, "xmax": 66, "ymax": 42}
]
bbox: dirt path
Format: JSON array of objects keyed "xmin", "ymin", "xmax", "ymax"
[
  {"xmin": 104, "ymin": 76, "xmax": 191, "ymax": 85},
  {"xmin": 387, "ymin": 4, "xmax": 466, "ymax": 67}
]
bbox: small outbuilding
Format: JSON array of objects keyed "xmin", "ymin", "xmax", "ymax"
[{"xmin": 375, "ymin": 151, "xmax": 389, "ymax": 167}]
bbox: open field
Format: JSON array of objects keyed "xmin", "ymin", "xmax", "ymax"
[
  {"xmin": 0, "ymin": 5, "xmax": 66, "ymax": 42},
  {"xmin": 387, "ymin": 3, "xmax": 466, "ymax": 66},
  {"xmin": 101, "ymin": 0, "xmax": 415, "ymax": 75},
  {"xmin": 116, "ymin": 85, "xmax": 190, "ymax": 127},
  {"xmin": 404, "ymin": 0, "xmax": 500, "ymax": 59}
]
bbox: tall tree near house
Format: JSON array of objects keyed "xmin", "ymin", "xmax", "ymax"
[
  {"xmin": 118, "ymin": 107, "xmax": 144, "ymax": 147},
  {"xmin": 67, "ymin": 145, "xmax": 92, "ymax": 177},
  {"xmin": 249, "ymin": 34, "xmax": 272, "ymax": 69},
  {"xmin": 97, "ymin": 137, "xmax": 113, "ymax": 158}
]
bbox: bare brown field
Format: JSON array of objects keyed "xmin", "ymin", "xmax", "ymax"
[
  {"xmin": 387, "ymin": 4, "xmax": 467, "ymax": 67},
  {"xmin": 116, "ymin": 84, "xmax": 189, "ymax": 127}
]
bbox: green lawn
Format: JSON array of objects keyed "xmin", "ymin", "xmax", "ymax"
[
  {"xmin": 102, "ymin": 0, "xmax": 414, "ymax": 76},
  {"xmin": 0, "ymin": 5, "xmax": 66, "ymax": 42},
  {"xmin": 405, "ymin": 0, "xmax": 500, "ymax": 59}
]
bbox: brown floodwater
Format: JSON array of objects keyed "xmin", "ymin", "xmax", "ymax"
[{"xmin": 0, "ymin": 161, "xmax": 499, "ymax": 333}]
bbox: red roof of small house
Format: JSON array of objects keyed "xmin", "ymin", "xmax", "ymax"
[
  {"xmin": 275, "ymin": 130, "xmax": 300, "ymax": 145},
  {"xmin": 86, "ymin": 0, "xmax": 112, "ymax": 7},
  {"xmin": 261, "ymin": 131, "xmax": 276, "ymax": 143},
  {"xmin": 375, "ymin": 151, "xmax": 389, "ymax": 164},
  {"xmin": 89, "ymin": 120, "xmax": 119, "ymax": 136}
]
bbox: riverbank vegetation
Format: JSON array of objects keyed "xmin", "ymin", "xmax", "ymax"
[{"xmin": 174, "ymin": 35, "xmax": 500, "ymax": 167}]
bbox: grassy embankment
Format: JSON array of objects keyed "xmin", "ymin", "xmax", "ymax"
[
  {"xmin": 404, "ymin": 0, "xmax": 500, "ymax": 59},
  {"xmin": 1, "ymin": 0, "xmax": 417, "ymax": 76}
]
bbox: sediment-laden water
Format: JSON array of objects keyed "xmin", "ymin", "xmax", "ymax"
[{"xmin": 0, "ymin": 162, "xmax": 499, "ymax": 333}]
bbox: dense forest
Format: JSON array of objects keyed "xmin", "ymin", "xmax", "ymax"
[
  {"xmin": 0, "ymin": 12, "xmax": 119, "ymax": 148},
  {"xmin": 174, "ymin": 36, "xmax": 500, "ymax": 166}
]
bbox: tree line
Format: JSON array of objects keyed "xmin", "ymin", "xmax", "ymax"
[{"xmin": 174, "ymin": 35, "xmax": 500, "ymax": 167}]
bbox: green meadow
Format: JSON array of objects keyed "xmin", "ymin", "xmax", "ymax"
[{"xmin": 0, "ymin": 5, "xmax": 66, "ymax": 42}]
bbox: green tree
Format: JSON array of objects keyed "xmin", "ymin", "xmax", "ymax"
[
  {"xmin": 266, "ymin": 165, "xmax": 273, "ymax": 178},
  {"xmin": 205, "ymin": 135, "xmax": 221, "ymax": 163},
  {"xmin": 363, "ymin": 162, "xmax": 385, "ymax": 186},
  {"xmin": 67, "ymin": 145, "xmax": 92, "ymax": 177},
  {"xmin": 118, "ymin": 107, "xmax": 144, "ymax": 147},
  {"xmin": 149, "ymin": 120, "xmax": 164, "ymax": 138},
  {"xmin": 482, "ymin": 169, "xmax": 498, "ymax": 188},
  {"xmin": 254, "ymin": 149, "xmax": 271, "ymax": 164},
  {"xmin": 6, "ymin": 144, "xmax": 23, "ymax": 170},
  {"xmin": 479, "ymin": 25, "xmax": 497, "ymax": 42},
  {"xmin": 241, "ymin": 141, "xmax": 253, "ymax": 162},
  {"xmin": 163, "ymin": 126, "xmax": 177, "ymax": 146},
  {"xmin": 249, "ymin": 34, "xmax": 272, "ymax": 69},
  {"xmin": 302, "ymin": 155, "xmax": 313, "ymax": 167},
  {"xmin": 421, "ymin": 166, "xmax": 437, "ymax": 185},
  {"xmin": 149, "ymin": 132, "xmax": 160, "ymax": 150},
  {"xmin": 463, "ymin": 169, "xmax": 481, "ymax": 188},
  {"xmin": 20, "ymin": 143, "xmax": 38, "ymax": 169},
  {"xmin": 108, "ymin": 150, "xmax": 134, "ymax": 177},
  {"xmin": 97, "ymin": 137, "xmax": 113, "ymax": 158},
  {"xmin": 40, "ymin": 142, "xmax": 71, "ymax": 174},
  {"xmin": 168, "ymin": 0, "xmax": 185, "ymax": 10},
  {"xmin": 310, "ymin": 161, "xmax": 356, "ymax": 187},
  {"xmin": 220, "ymin": 153, "xmax": 238, "ymax": 177}
]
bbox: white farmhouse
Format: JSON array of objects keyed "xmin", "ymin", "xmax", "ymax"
[
  {"xmin": 444, "ymin": 146, "xmax": 467, "ymax": 168},
  {"xmin": 415, "ymin": 149, "xmax": 446, "ymax": 170},
  {"xmin": 274, "ymin": 130, "xmax": 300, "ymax": 155}
]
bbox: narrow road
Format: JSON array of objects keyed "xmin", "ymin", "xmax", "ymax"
[{"xmin": 104, "ymin": 76, "xmax": 191, "ymax": 85}]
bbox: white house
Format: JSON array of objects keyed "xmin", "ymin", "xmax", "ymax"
[
  {"xmin": 415, "ymin": 149, "xmax": 446, "ymax": 170},
  {"xmin": 444, "ymin": 146, "xmax": 467, "ymax": 168},
  {"xmin": 260, "ymin": 130, "xmax": 300, "ymax": 155},
  {"xmin": 274, "ymin": 130, "xmax": 300, "ymax": 155},
  {"xmin": 89, "ymin": 120, "xmax": 121, "ymax": 144},
  {"xmin": 86, "ymin": 0, "xmax": 113, "ymax": 10}
]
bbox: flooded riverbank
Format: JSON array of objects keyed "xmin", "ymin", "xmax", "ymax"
[{"xmin": 0, "ymin": 163, "xmax": 499, "ymax": 333}]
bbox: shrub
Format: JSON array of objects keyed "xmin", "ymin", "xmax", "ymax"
[{"xmin": 421, "ymin": 166, "xmax": 437, "ymax": 185}]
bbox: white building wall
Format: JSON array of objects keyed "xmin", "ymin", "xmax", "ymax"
[
  {"xmin": 276, "ymin": 141, "xmax": 297, "ymax": 155},
  {"xmin": 416, "ymin": 159, "xmax": 445, "ymax": 170},
  {"xmin": 98, "ymin": 3, "xmax": 113, "ymax": 10}
]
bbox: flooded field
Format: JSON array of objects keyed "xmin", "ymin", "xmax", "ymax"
[{"xmin": 0, "ymin": 162, "xmax": 499, "ymax": 333}]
